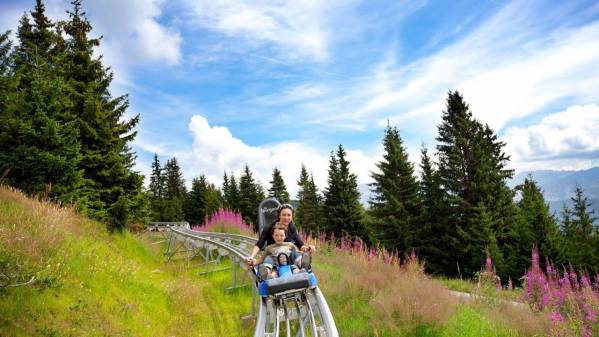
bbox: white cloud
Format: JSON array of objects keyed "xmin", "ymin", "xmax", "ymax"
[
  {"xmin": 0, "ymin": 0, "xmax": 181, "ymax": 94},
  {"xmin": 86, "ymin": 0, "xmax": 181, "ymax": 67},
  {"xmin": 138, "ymin": 115, "xmax": 379, "ymax": 201},
  {"xmin": 184, "ymin": 0, "xmax": 333, "ymax": 62},
  {"xmin": 502, "ymin": 104, "xmax": 599, "ymax": 171},
  {"xmin": 261, "ymin": 1, "xmax": 599, "ymax": 144}
]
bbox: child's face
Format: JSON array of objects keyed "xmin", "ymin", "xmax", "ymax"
[{"xmin": 273, "ymin": 229, "xmax": 286, "ymax": 243}]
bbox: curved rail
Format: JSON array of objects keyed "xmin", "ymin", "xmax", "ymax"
[{"xmin": 165, "ymin": 227, "xmax": 338, "ymax": 337}]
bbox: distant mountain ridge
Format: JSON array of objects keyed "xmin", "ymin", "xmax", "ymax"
[{"xmin": 509, "ymin": 167, "xmax": 599, "ymax": 217}]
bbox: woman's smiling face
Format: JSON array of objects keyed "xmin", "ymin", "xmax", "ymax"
[{"xmin": 279, "ymin": 208, "xmax": 293, "ymax": 225}]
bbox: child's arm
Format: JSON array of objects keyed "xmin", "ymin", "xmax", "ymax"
[{"xmin": 254, "ymin": 252, "xmax": 267, "ymax": 265}]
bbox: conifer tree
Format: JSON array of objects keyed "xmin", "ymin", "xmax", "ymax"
[
  {"xmin": 368, "ymin": 125, "xmax": 421, "ymax": 253},
  {"xmin": 0, "ymin": 31, "xmax": 12, "ymax": 112},
  {"xmin": 557, "ymin": 185, "xmax": 598, "ymax": 270},
  {"xmin": 324, "ymin": 145, "xmax": 365, "ymax": 239},
  {"xmin": 415, "ymin": 146, "xmax": 452, "ymax": 274},
  {"xmin": 295, "ymin": 164, "xmax": 322, "ymax": 234},
  {"xmin": 149, "ymin": 154, "xmax": 164, "ymax": 198},
  {"xmin": 514, "ymin": 176, "xmax": 559, "ymax": 267},
  {"xmin": 0, "ymin": 7, "xmax": 82, "ymax": 203},
  {"xmin": 186, "ymin": 175, "xmax": 208, "ymax": 225},
  {"xmin": 59, "ymin": 0, "xmax": 143, "ymax": 228},
  {"xmin": 295, "ymin": 164, "xmax": 310, "ymax": 226},
  {"xmin": 435, "ymin": 91, "xmax": 516, "ymax": 277},
  {"xmin": 162, "ymin": 158, "xmax": 186, "ymax": 221},
  {"xmin": 268, "ymin": 168, "xmax": 290, "ymax": 203},
  {"xmin": 186, "ymin": 175, "xmax": 223, "ymax": 225},
  {"xmin": 222, "ymin": 172, "xmax": 230, "ymax": 206},
  {"xmin": 239, "ymin": 165, "xmax": 265, "ymax": 230},
  {"xmin": 225, "ymin": 173, "xmax": 240, "ymax": 211},
  {"xmin": 204, "ymin": 183, "xmax": 223, "ymax": 218}
]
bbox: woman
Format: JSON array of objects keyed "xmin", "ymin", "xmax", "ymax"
[{"xmin": 245, "ymin": 204, "xmax": 315, "ymax": 276}]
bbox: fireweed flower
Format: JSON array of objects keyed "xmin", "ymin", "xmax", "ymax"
[{"xmin": 550, "ymin": 310, "xmax": 565, "ymax": 323}]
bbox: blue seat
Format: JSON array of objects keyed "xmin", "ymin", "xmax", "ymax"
[{"xmin": 258, "ymin": 272, "xmax": 317, "ymax": 296}]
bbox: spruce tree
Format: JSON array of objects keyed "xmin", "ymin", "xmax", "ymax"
[
  {"xmin": 149, "ymin": 154, "xmax": 164, "ymax": 198},
  {"xmin": 222, "ymin": 172, "xmax": 230, "ymax": 207},
  {"xmin": 239, "ymin": 165, "xmax": 265, "ymax": 230},
  {"xmin": 60, "ymin": 0, "xmax": 143, "ymax": 228},
  {"xmin": 416, "ymin": 146, "xmax": 453, "ymax": 274},
  {"xmin": 323, "ymin": 152, "xmax": 340, "ymax": 236},
  {"xmin": 147, "ymin": 154, "xmax": 166, "ymax": 221},
  {"xmin": 186, "ymin": 175, "xmax": 208, "ymax": 225},
  {"xmin": 204, "ymin": 183, "xmax": 223, "ymax": 218},
  {"xmin": 324, "ymin": 145, "xmax": 365, "ymax": 240},
  {"xmin": 295, "ymin": 164, "xmax": 310, "ymax": 228},
  {"xmin": 268, "ymin": 167, "xmax": 290, "ymax": 203},
  {"xmin": 226, "ymin": 173, "xmax": 240, "ymax": 211},
  {"xmin": 185, "ymin": 175, "xmax": 222, "ymax": 225},
  {"xmin": 0, "ymin": 31, "xmax": 12, "ymax": 112},
  {"xmin": 557, "ymin": 185, "xmax": 598, "ymax": 270},
  {"xmin": 295, "ymin": 164, "xmax": 322, "ymax": 234},
  {"xmin": 514, "ymin": 176, "xmax": 559, "ymax": 267},
  {"xmin": 0, "ymin": 8, "xmax": 82, "ymax": 203},
  {"xmin": 162, "ymin": 158, "xmax": 186, "ymax": 221},
  {"xmin": 368, "ymin": 125, "xmax": 421, "ymax": 253},
  {"xmin": 435, "ymin": 91, "xmax": 516, "ymax": 277}
]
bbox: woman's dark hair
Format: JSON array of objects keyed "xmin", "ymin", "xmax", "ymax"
[
  {"xmin": 277, "ymin": 203, "xmax": 294, "ymax": 217},
  {"xmin": 271, "ymin": 224, "xmax": 288, "ymax": 236}
]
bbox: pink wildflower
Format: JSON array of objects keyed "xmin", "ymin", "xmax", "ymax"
[{"xmin": 550, "ymin": 311, "xmax": 564, "ymax": 323}]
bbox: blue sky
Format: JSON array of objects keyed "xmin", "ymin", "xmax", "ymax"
[{"xmin": 2, "ymin": 0, "xmax": 599, "ymax": 199}]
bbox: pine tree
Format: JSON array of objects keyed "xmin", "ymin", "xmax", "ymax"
[
  {"xmin": 149, "ymin": 154, "xmax": 164, "ymax": 198},
  {"xmin": 557, "ymin": 185, "xmax": 598, "ymax": 270},
  {"xmin": 295, "ymin": 164, "xmax": 322, "ymax": 234},
  {"xmin": 416, "ymin": 146, "xmax": 453, "ymax": 274},
  {"xmin": 514, "ymin": 176, "xmax": 558, "ymax": 267},
  {"xmin": 0, "ymin": 8, "xmax": 82, "ymax": 203},
  {"xmin": 323, "ymin": 152, "xmax": 340, "ymax": 236},
  {"xmin": 324, "ymin": 145, "xmax": 365, "ymax": 240},
  {"xmin": 59, "ymin": 0, "xmax": 143, "ymax": 228},
  {"xmin": 186, "ymin": 175, "xmax": 208, "ymax": 225},
  {"xmin": 239, "ymin": 165, "xmax": 265, "ymax": 230},
  {"xmin": 0, "ymin": 31, "xmax": 12, "ymax": 113},
  {"xmin": 295, "ymin": 164, "xmax": 310, "ymax": 227},
  {"xmin": 268, "ymin": 168, "xmax": 290, "ymax": 203},
  {"xmin": 226, "ymin": 173, "xmax": 240, "ymax": 211},
  {"xmin": 162, "ymin": 158, "xmax": 186, "ymax": 221},
  {"xmin": 435, "ymin": 91, "xmax": 516, "ymax": 277},
  {"xmin": 222, "ymin": 172, "xmax": 230, "ymax": 207},
  {"xmin": 204, "ymin": 183, "xmax": 223, "ymax": 218},
  {"xmin": 368, "ymin": 125, "xmax": 421, "ymax": 253}
]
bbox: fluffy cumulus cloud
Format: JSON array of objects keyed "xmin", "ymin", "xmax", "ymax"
[
  {"xmin": 86, "ymin": 0, "xmax": 182, "ymax": 67},
  {"xmin": 184, "ymin": 0, "xmax": 331, "ymax": 62},
  {"xmin": 502, "ymin": 104, "xmax": 599, "ymax": 171},
  {"xmin": 0, "ymin": 0, "xmax": 181, "ymax": 91},
  {"xmin": 171, "ymin": 115, "xmax": 377, "ymax": 200}
]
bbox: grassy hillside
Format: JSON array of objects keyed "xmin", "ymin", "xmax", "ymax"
[
  {"xmin": 0, "ymin": 185, "xmax": 553, "ymax": 336},
  {"xmin": 0, "ymin": 186, "xmax": 253, "ymax": 337},
  {"xmin": 314, "ymin": 248, "xmax": 549, "ymax": 336}
]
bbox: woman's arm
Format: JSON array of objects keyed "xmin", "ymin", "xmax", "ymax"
[{"xmin": 246, "ymin": 245, "xmax": 261, "ymax": 266}]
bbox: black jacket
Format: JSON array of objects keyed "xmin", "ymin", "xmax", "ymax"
[{"xmin": 256, "ymin": 221, "xmax": 304, "ymax": 250}]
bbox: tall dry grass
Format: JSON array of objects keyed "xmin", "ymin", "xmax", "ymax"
[
  {"xmin": 316, "ymin": 247, "xmax": 459, "ymax": 332},
  {"xmin": 0, "ymin": 185, "xmax": 98, "ymax": 288},
  {"xmin": 312, "ymin": 236, "xmax": 552, "ymax": 336}
]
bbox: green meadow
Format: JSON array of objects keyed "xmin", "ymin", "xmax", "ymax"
[{"xmin": 0, "ymin": 186, "xmax": 551, "ymax": 336}]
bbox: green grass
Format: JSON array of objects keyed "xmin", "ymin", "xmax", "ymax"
[
  {"xmin": 0, "ymin": 231, "xmax": 256, "ymax": 336},
  {"xmin": 0, "ymin": 186, "xmax": 550, "ymax": 336},
  {"xmin": 0, "ymin": 187, "xmax": 256, "ymax": 336}
]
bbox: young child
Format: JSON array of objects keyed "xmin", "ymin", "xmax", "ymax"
[{"xmin": 253, "ymin": 225, "xmax": 309, "ymax": 279}]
